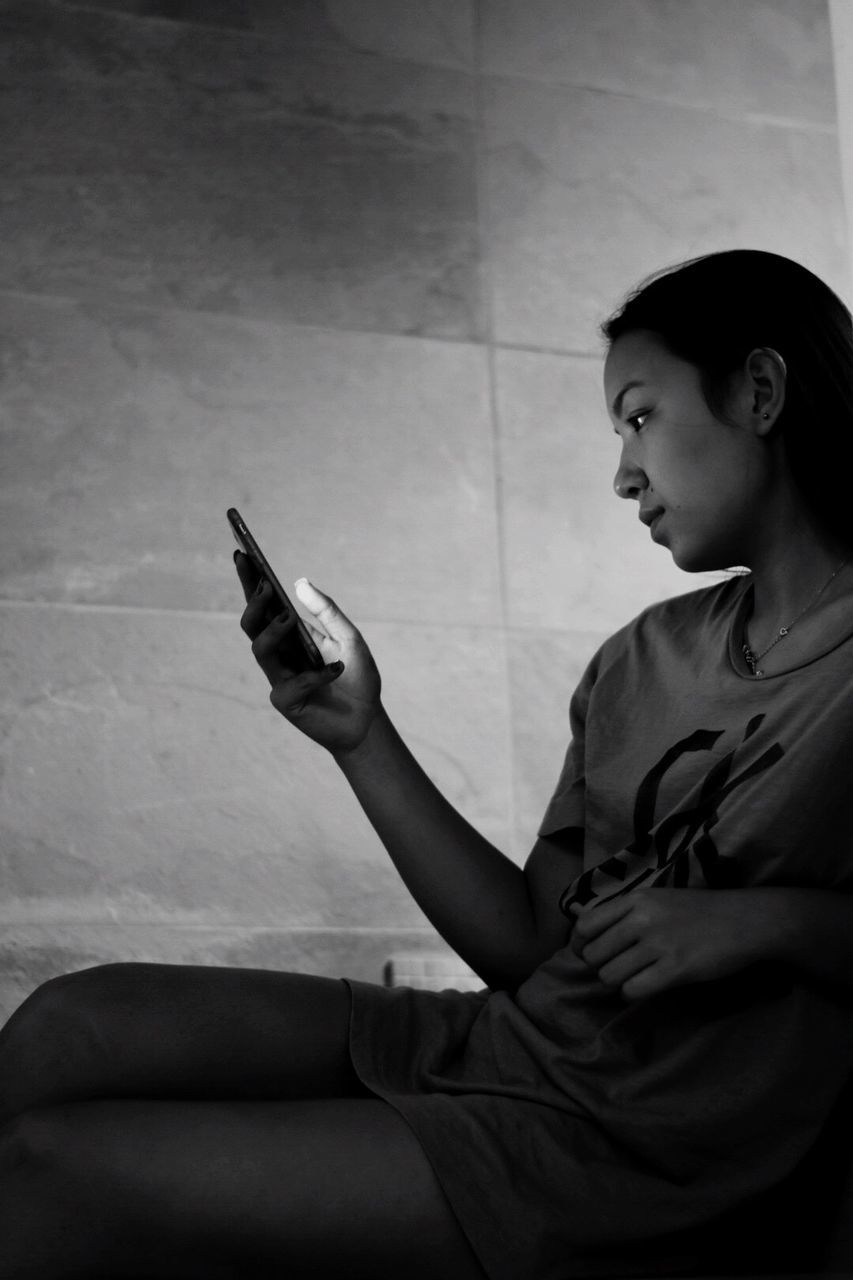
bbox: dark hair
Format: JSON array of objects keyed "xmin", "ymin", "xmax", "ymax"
[{"xmin": 600, "ymin": 249, "xmax": 853, "ymax": 548}]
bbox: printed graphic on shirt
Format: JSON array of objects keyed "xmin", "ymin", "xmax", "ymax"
[{"xmin": 559, "ymin": 714, "xmax": 784, "ymax": 914}]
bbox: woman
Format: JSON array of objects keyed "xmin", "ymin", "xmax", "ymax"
[{"xmin": 2, "ymin": 249, "xmax": 853, "ymax": 1279}]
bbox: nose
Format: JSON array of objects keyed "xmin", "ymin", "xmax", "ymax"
[{"xmin": 612, "ymin": 444, "xmax": 648, "ymax": 501}]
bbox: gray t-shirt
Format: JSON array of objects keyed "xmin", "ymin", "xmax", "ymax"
[{"xmin": 540, "ymin": 572, "xmax": 853, "ymax": 904}]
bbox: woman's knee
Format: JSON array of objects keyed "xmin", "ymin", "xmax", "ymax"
[
  {"xmin": 3, "ymin": 961, "xmax": 134, "ymax": 1031},
  {"xmin": 7, "ymin": 962, "xmax": 165, "ymax": 1041},
  {"xmin": 0, "ymin": 964, "xmax": 137, "ymax": 1121}
]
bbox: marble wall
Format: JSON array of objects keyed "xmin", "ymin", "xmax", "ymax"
[{"xmin": 0, "ymin": 0, "xmax": 848, "ymax": 1015}]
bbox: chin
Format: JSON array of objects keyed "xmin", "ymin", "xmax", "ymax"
[{"xmin": 666, "ymin": 540, "xmax": 734, "ymax": 574}]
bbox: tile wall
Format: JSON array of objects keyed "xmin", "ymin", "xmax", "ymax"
[{"xmin": 0, "ymin": 0, "xmax": 847, "ymax": 1016}]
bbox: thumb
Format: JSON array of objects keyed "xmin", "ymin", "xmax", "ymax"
[{"xmin": 294, "ymin": 579, "xmax": 356, "ymax": 641}]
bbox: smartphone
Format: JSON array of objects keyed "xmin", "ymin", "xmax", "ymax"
[{"xmin": 227, "ymin": 507, "xmax": 325, "ymax": 672}]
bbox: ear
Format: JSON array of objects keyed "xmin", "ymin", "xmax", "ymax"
[{"xmin": 741, "ymin": 347, "xmax": 787, "ymax": 436}]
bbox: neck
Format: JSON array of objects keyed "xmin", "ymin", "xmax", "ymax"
[{"xmin": 742, "ymin": 513, "xmax": 851, "ymax": 634}]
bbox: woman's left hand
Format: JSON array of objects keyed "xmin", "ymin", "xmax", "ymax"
[{"xmin": 569, "ymin": 888, "xmax": 784, "ymax": 1001}]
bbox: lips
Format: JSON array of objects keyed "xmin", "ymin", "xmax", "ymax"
[{"xmin": 639, "ymin": 507, "xmax": 665, "ymax": 529}]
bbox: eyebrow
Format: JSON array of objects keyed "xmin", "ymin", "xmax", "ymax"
[{"xmin": 611, "ymin": 380, "xmax": 646, "ymax": 419}]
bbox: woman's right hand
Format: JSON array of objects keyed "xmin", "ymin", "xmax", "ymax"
[{"xmin": 235, "ymin": 552, "xmax": 382, "ymax": 755}]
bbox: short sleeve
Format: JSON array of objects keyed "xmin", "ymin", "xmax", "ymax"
[{"xmin": 537, "ymin": 653, "xmax": 598, "ymax": 838}]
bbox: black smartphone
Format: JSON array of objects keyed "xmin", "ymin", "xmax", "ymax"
[{"xmin": 227, "ymin": 507, "xmax": 325, "ymax": 673}]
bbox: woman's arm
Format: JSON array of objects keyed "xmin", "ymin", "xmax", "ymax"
[
  {"xmin": 336, "ymin": 711, "xmax": 578, "ymax": 989},
  {"xmin": 767, "ymin": 888, "xmax": 853, "ymax": 989},
  {"xmin": 235, "ymin": 560, "xmax": 577, "ymax": 989},
  {"xmin": 570, "ymin": 886, "xmax": 853, "ymax": 1001}
]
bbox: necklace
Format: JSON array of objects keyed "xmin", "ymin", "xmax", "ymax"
[{"xmin": 742, "ymin": 556, "xmax": 850, "ymax": 678}]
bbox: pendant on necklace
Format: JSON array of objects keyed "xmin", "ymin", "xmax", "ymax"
[{"xmin": 742, "ymin": 644, "xmax": 765, "ymax": 679}]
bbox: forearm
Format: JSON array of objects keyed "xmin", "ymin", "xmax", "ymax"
[
  {"xmin": 765, "ymin": 888, "xmax": 853, "ymax": 989},
  {"xmin": 334, "ymin": 705, "xmax": 544, "ymax": 989},
  {"xmin": 569, "ymin": 885, "xmax": 853, "ymax": 1002}
]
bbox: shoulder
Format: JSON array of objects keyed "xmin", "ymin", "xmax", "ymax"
[
  {"xmin": 596, "ymin": 574, "xmax": 747, "ymax": 671},
  {"xmin": 632, "ymin": 573, "xmax": 746, "ymax": 637}
]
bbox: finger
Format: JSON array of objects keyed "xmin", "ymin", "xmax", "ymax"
[
  {"xmin": 294, "ymin": 579, "xmax": 358, "ymax": 643},
  {"xmin": 579, "ymin": 918, "xmax": 643, "ymax": 970},
  {"xmin": 597, "ymin": 943, "xmax": 656, "ymax": 989},
  {"xmin": 240, "ymin": 579, "xmax": 282, "ymax": 639},
  {"xmin": 571, "ymin": 895, "xmax": 634, "ymax": 944},
  {"xmin": 234, "ymin": 550, "xmax": 261, "ymax": 602},
  {"xmin": 621, "ymin": 961, "xmax": 674, "ymax": 1003},
  {"xmin": 251, "ymin": 610, "xmax": 301, "ymax": 675},
  {"xmin": 269, "ymin": 663, "xmax": 345, "ymax": 717},
  {"xmin": 303, "ymin": 616, "xmax": 330, "ymax": 646}
]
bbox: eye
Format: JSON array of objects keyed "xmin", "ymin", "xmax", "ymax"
[{"xmin": 626, "ymin": 410, "xmax": 650, "ymax": 431}]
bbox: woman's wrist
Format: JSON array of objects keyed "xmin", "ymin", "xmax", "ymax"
[
  {"xmin": 766, "ymin": 888, "xmax": 840, "ymax": 967},
  {"xmin": 753, "ymin": 888, "xmax": 808, "ymax": 965},
  {"xmin": 331, "ymin": 700, "xmax": 392, "ymax": 768},
  {"xmin": 744, "ymin": 887, "xmax": 849, "ymax": 982},
  {"xmin": 701, "ymin": 888, "xmax": 806, "ymax": 972}
]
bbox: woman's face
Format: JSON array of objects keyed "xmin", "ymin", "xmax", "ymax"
[{"xmin": 603, "ymin": 329, "xmax": 772, "ymax": 572}]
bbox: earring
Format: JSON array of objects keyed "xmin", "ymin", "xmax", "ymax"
[{"xmin": 762, "ymin": 412, "xmax": 770, "ymax": 420}]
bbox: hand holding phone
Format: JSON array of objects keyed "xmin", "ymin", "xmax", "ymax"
[
  {"xmin": 228, "ymin": 507, "xmax": 324, "ymax": 673},
  {"xmin": 230, "ymin": 508, "xmax": 382, "ymax": 753}
]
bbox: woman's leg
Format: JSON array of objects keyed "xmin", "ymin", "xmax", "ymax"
[
  {"xmin": 0, "ymin": 1095, "xmax": 488, "ymax": 1280},
  {"xmin": 0, "ymin": 963, "xmax": 366, "ymax": 1124}
]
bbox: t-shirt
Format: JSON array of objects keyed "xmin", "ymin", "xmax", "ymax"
[
  {"xmin": 540, "ymin": 572, "xmax": 853, "ymax": 905},
  {"xmin": 346, "ymin": 574, "xmax": 853, "ymax": 1280}
]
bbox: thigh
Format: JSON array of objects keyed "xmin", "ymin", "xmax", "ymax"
[
  {"xmin": 1, "ymin": 1097, "xmax": 488, "ymax": 1280},
  {"xmin": 0, "ymin": 964, "xmax": 366, "ymax": 1118}
]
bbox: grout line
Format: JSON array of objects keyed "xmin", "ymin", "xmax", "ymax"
[
  {"xmin": 472, "ymin": 0, "xmax": 520, "ymax": 849},
  {"xmin": 0, "ymin": 286, "xmax": 606, "ymax": 362},
  {"xmin": 0, "ymin": 598, "xmax": 256, "ymax": 623},
  {"xmin": 0, "ymin": 596, "xmax": 621, "ymax": 639},
  {"xmin": 490, "ymin": 75, "xmax": 838, "ymax": 136},
  {"xmin": 0, "ymin": 921, "xmax": 446, "ymax": 935}
]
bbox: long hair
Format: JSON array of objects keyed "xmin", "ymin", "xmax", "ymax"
[{"xmin": 600, "ymin": 249, "xmax": 853, "ymax": 548}]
